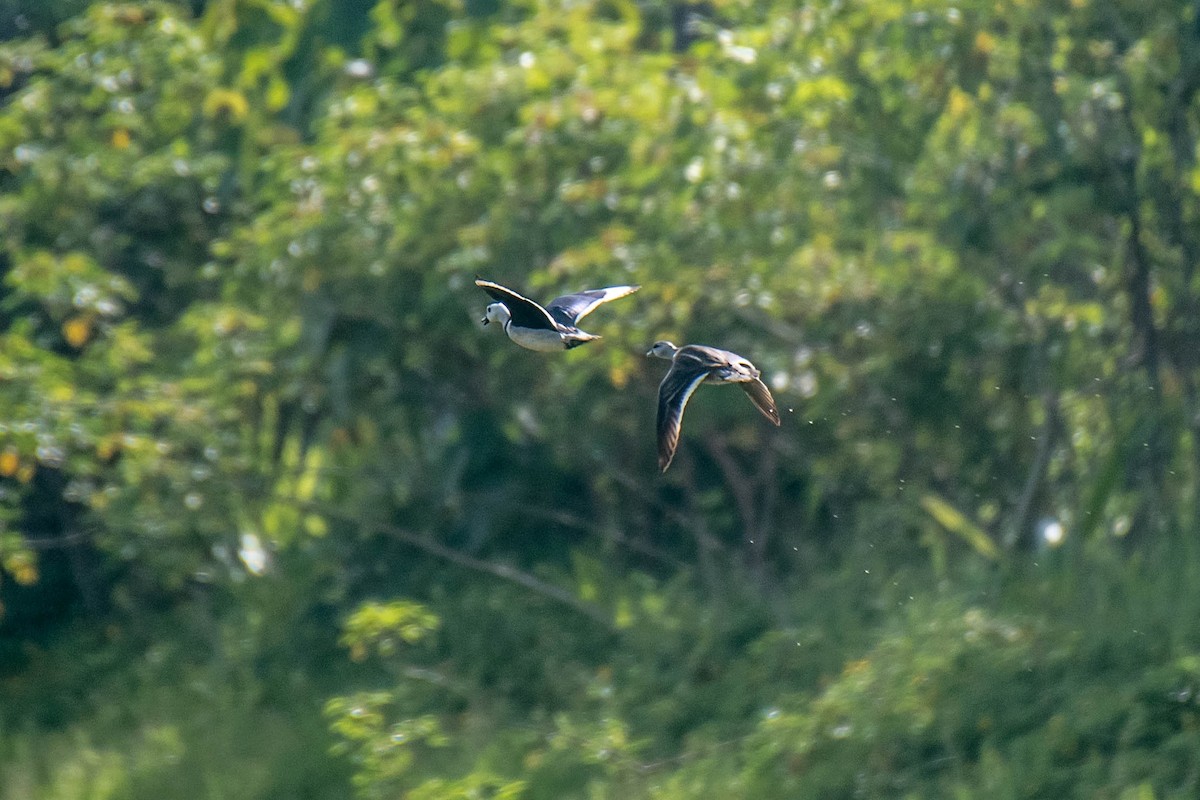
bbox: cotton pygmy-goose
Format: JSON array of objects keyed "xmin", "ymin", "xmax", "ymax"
[
  {"xmin": 646, "ymin": 340, "xmax": 781, "ymax": 472},
  {"xmin": 476, "ymin": 278, "xmax": 640, "ymax": 351}
]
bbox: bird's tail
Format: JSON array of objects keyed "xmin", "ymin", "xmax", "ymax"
[{"xmin": 564, "ymin": 332, "xmax": 602, "ymax": 349}]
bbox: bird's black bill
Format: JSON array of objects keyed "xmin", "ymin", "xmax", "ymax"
[{"xmin": 481, "ymin": 317, "xmax": 490, "ymax": 325}]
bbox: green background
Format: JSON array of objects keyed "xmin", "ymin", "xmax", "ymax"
[{"xmin": 2, "ymin": 0, "xmax": 1200, "ymax": 797}]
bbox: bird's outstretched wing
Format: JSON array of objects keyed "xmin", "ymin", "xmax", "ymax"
[
  {"xmin": 656, "ymin": 364, "xmax": 709, "ymax": 472},
  {"xmin": 740, "ymin": 377, "xmax": 781, "ymax": 425},
  {"xmin": 475, "ymin": 279, "xmax": 558, "ymax": 330},
  {"xmin": 546, "ymin": 285, "xmax": 639, "ymax": 327}
]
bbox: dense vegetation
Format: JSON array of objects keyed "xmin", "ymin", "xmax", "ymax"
[{"xmin": 2, "ymin": 0, "xmax": 1200, "ymax": 797}]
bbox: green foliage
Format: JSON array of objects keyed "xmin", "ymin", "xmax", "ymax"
[
  {"xmin": 0, "ymin": 608, "xmax": 350, "ymax": 800},
  {"xmin": 340, "ymin": 599, "xmax": 441, "ymax": 657},
  {"xmin": 3, "ymin": 0, "xmax": 1200, "ymax": 798}
]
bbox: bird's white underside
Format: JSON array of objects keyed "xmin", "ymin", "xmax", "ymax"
[{"xmin": 507, "ymin": 325, "xmax": 568, "ymax": 351}]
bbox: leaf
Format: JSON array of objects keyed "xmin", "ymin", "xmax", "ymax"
[
  {"xmin": 62, "ymin": 315, "xmax": 92, "ymax": 348},
  {"xmin": 920, "ymin": 494, "xmax": 1000, "ymax": 560},
  {"xmin": 0, "ymin": 448, "xmax": 18, "ymax": 477},
  {"xmin": 203, "ymin": 88, "xmax": 249, "ymax": 121}
]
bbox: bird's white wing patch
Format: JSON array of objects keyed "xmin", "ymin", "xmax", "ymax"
[{"xmin": 547, "ymin": 285, "xmax": 640, "ymax": 325}]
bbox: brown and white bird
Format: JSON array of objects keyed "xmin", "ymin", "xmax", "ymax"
[
  {"xmin": 477, "ymin": 278, "xmax": 639, "ymax": 351},
  {"xmin": 646, "ymin": 340, "xmax": 781, "ymax": 472}
]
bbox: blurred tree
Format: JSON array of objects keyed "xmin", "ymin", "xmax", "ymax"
[
  {"xmin": 0, "ymin": 1, "xmax": 92, "ymax": 41},
  {"xmin": 2, "ymin": 0, "xmax": 1200, "ymax": 797}
]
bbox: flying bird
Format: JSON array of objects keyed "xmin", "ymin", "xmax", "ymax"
[
  {"xmin": 647, "ymin": 340, "xmax": 781, "ymax": 472},
  {"xmin": 476, "ymin": 278, "xmax": 639, "ymax": 351}
]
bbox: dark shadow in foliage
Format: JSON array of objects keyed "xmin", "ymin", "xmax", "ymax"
[{"xmin": 0, "ymin": 468, "xmax": 105, "ymax": 670}]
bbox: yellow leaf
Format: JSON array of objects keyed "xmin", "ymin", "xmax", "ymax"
[
  {"xmin": 12, "ymin": 562, "xmax": 37, "ymax": 585},
  {"xmin": 296, "ymin": 470, "xmax": 317, "ymax": 502},
  {"xmin": 111, "ymin": 6, "xmax": 146, "ymax": 24},
  {"xmin": 303, "ymin": 514, "xmax": 327, "ymax": 537},
  {"xmin": 0, "ymin": 448, "xmax": 18, "ymax": 477},
  {"xmin": 920, "ymin": 494, "xmax": 1000, "ymax": 559},
  {"xmin": 947, "ymin": 87, "xmax": 971, "ymax": 119},
  {"xmin": 266, "ymin": 76, "xmax": 290, "ymax": 112},
  {"xmin": 614, "ymin": 597, "xmax": 633, "ymax": 629},
  {"xmin": 204, "ymin": 88, "xmax": 249, "ymax": 122},
  {"xmin": 1133, "ymin": 782, "xmax": 1155, "ymax": 800},
  {"xmin": 844, "ymin": 658, "xmax": 871, "ymax": 676},
  {"xmin": 97, "ymin": 437, "xmax": 120, "ymax": 462},
  {"xmin": 974, "ymin": 31, "xmax": 997, "ymax": 55},
  {"xmin": 49, "ymin": 383, "xmax": 74, "ymax": 403},
  {"xmin": 62, "ymin": 316, "xmax": 92, "ymax": 348},
  {"xmin": 111, "ymin": 128, "xmax": 131, "ymax": 149},
  {"xmin": 7, "ymin": 551, "xmax": 38, "ymax": 585}
]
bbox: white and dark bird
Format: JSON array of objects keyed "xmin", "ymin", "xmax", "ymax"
[
  {"xmin": 646, "ymin": 340, "xmax": 781, "ymax": 472},
  {"xmin": 476, "ymin": 278, "xmax": 640, "ymax": 351}
]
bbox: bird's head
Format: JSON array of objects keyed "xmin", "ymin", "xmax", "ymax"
[
  {"xmin": 482, "ymin": 302, "xmax": 510, "ymax": 326},
  {"xmin": 646, "ymin": 340, "xmax": 678, "ymax": 359}
]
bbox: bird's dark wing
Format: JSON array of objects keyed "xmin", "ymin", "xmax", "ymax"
[
  {"xmin": 656, "ymin": 363, "xmax": 710, "ymax": 472},
  {"xmin": 475, "ymin": 279, "xmax": 558, "ymax": 331},
  {"xmin": 674, "ymin": 344, "xmax": 742, "ymax": 371},
  {"xmin": 741, "ymin": 377, "xmax": 781, "ymax": 425},
  {"xmin": 546, "ymin": 285, "xmax": 639, "ymax": 327}
]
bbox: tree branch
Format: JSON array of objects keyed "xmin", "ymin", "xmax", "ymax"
[
  {"xmin": 704, "ymin": 434, "xmax": 765, "ymax": 577},
  {"xmin": 1008, "ymin": 392, "xmax": 1061, "ymax": 550},
  {"xmin": 305, "ymin": 502, "xmax": 614, "ymax": 630}
]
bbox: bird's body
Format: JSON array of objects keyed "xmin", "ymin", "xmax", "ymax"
[
  {"xmin": 477, "ymin": 279, "xmax": 639, "ymax": 351},
  {"xmin": 647, "ymin": 340, "xmax": 780, "ymax": 472},
  {"xmin": 505, "ymin": 325, "xmax": 577, "ymax": 352}
]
